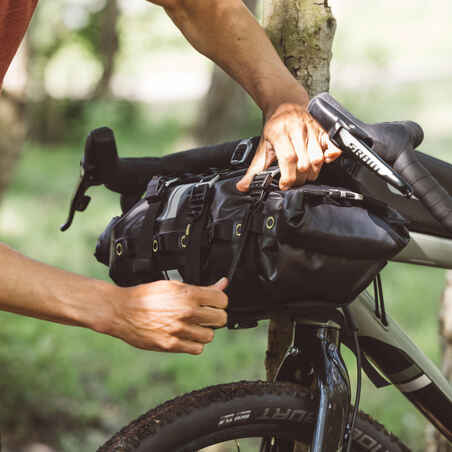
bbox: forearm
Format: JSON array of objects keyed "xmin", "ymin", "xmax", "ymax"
[
  {"xmin": 0, "ymin": 243, "xmax": 228, "ymax": 354},
  {"xmin": 0, "ymin": 243, "xmax": 114, "ymax": 331},
  {"xmin": 162, "ymin": 0, "xmax": 309, "ymax": 117}
]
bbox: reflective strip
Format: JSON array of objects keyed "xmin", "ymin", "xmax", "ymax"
[
  {"xmin": 396, "ymin": 375, "xmax": 432, "ymax": 393},
  {"xmin": 387, "ymin": 364, "xmax": 423, "ymax": 384}
]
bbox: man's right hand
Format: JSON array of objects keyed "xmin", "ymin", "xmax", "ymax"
[{"xmin": 104, "ymin": 278, "xmax": 229, "ymax": 355}]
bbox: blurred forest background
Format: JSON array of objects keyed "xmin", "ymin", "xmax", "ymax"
[{"xmin": 0, "ymin": 0, "xmax": 451, "ymax": 450}]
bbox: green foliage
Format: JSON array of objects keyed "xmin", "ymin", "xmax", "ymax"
[
  {"xmin": 2, "ymin": 1, "xmax": 451, "ymax": 449},
  {"xmin": 0, "ymin": 105, "xmax": 448, "ymax": 450}
]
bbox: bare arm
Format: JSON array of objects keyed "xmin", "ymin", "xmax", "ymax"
[
  {"xmin": 0, "ymin": 243, "xmax": 228, "ymax": 354},
  {"xmin": 150, "ymin": 0, "xmax": 341, "ymax": 189}
]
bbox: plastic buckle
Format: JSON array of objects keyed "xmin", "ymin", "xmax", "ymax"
[
  {"xmin": 249, "ymin": 168, "xmax": 280, "ymax": 201},
  {"xmin": 230, "ymin": 138, "xmax": 256, "ymax": 166},
  {"xmin": 328, "ymin": 188, "xmax": 364, "ymax": 201},
  {"xmin": 144, "ymin": 176, "xmax": 166, "ymax": 201},
  {"xmin": 190, "ymin": 174, "xmax": 220, "ymax": 219}
]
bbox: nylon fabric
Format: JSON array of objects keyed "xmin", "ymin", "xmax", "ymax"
[{"xmin": 95, "ymin": 172, "xmax": 410, "ymax": 319}]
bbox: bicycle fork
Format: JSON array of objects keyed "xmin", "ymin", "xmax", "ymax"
[{"xmin": 273, "ymin": 319, "xmax": 351, "ymax": 452}]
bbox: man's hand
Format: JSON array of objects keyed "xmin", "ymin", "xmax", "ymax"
[
  {"xmin": 236, "ymin": 102, "xmax": 342, "ymax": 192},
  {"xmin": 149, "ymin": 0, "xmax": 343, "ymax": 190},
  {"xmin": 105, "ymin": 278, "xmax": 228, "ymax": 355},
  {"xmin": 0, "ymin": 243, "xmax": 228, "ymax": 356}
]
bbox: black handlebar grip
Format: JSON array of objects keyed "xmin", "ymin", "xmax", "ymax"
[
  {"xmin": 394, "ymin": 149, "xmax": 452, "ymax": 231},
  {"xmin": 87, "ymin": 128, "xmax": 162, "ymax": 195},
  {"xmin": 402, "ymin": 120, "xmax": 424, "ymax": 150},
  {"xmin": 88, "ymin": 127, "xmax": 253, "ymax": 195}
]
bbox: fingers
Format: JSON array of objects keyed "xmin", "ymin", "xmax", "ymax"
[
  {"xmin": 155, "ymin": 337, "xmax": 206, "ymax": 356},
  {"xmin": 167, "ymin": 320, "xmax": 215, "ymax": 345},
  {"xmin": 274, "ymin": 133, "xmax": 300, "ymax": 190},
  {"xmin": 188, "ymin": 305, "xmax": 228, "ymax": 328},
  {"xmin": 210, "ymin": 277, "xmax": 228, "ymax": 292},
  {"xmin": 323, "ymin": 134, "xmax": 342, "ymax": 163},
  {"xmin": 238, "ymin": 104, "xmax": 343, "ymax": 192},
  {"xmin": 306, "ymin": 125, "xmax": 324, "ymax": 181},
  {"xmin": 236, "ymin": 139, "xmax": 276, "ymax": 192},
  {"xmin": 192, "ymin": 285, "xmax": 228, "ymax": 310}
]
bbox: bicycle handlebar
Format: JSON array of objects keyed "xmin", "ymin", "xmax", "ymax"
[
  {"xmin": 394, "ymin": 150, "xmax": 452, "ymax": 231},
  {"xmin": 86, "ymin": 127, "xmax": 254, "ymax": 195},
  {"xmin": 62, "ymin": 95, "xmax": 452, "ymax": 235},
  {"xmin": 308, "ymin": 92, "xmax": 452, "ymax": 234},
  {"xmin": 60, "ymin": 127, "xmax": 259, "ymax": 230}
]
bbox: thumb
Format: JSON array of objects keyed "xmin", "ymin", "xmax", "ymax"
[
  {"xmin": 323, "ymin": 135, "xmax": 342, "ymax": 163},
  {"xmin": 236, "ymin": 140, "xmax": 273, "ymax": 193},
  {"xmin": 236, "ymin": 170, "xmax": 254, "ymax": 193},
  {"xmin": 210, "ymin": 277, "xmax": 229, "ymax": 291}
]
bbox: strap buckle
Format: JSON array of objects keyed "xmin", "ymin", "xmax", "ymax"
[
  {"xmin": 327, "ymin": 189, "xmax": 364, "ymax": 201},
  {"xmin": 190, "ymin": 174, "xmax": 220, "ymax": 219},
  {"xmin": 144, "ymin": 176, "xmax": 166, "ymax": 201},
  {"xmin": 230, "ymin": 138, "xmax": 257, "ymax": 166},
  {"xmin": 249, "ymin": 168, "xmax": 280, "ymax": 201}
]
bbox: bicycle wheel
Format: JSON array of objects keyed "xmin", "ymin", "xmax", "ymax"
[{"xmin": 98, "ymin": 381, "xmax": 410, "ymax": 452}]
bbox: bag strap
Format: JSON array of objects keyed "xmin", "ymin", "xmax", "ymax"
[
  {"xmin": 227, "ymin": 169, "xmax": 278, "ymax": 283},
  {"xmin": 184, "ymin": 175, "xmax": 220, "ymax": 284},
  {"xmin": 133, "ymin": 176, "xmax": 166, "ymax": 274}
]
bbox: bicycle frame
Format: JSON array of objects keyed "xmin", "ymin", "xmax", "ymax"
[
  {"xmin": 272, "ymin": 231, "xmax": 452, "ymax": 451},
  {"xmin": 350, "ymin": 290, "xmax": 452, "ymax": 441}
]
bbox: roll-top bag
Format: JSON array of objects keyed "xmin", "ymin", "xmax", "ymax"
[{"xmin": 95, "ymin": 170, "xmax": 410, "ymax": 317}]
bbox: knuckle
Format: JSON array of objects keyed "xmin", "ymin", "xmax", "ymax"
[
  {"xmin": 180, "ymin": 306, "xmax": 196, "ymax": 319},
  {"xmin": 180, "ymin": 284, "xmax": 196, "ymax": 301},
  {"xmin": 282, "ymin": 174, "xmax": 297, "ymax": 186},
  {"xmin": 216, "ymin": 310, "xmax": 228, "ymax": 327},
  {"xmin": 170, "ymin": 322, "xmax": 184, "ymax": 335},
  {"xmin": 284, "ymin": 152, "xmax": 298, "ymax": 165},
  {"xmin": 159, "ymin": 337, "xmax": 175, "ymax": 352},
  {"xmin": 311, "ymin": 155, "xmax": 324, "ymax": 167},
  {"xmin": 297, "ymin": 161, "xmax": 310, "ymax": 173},
  {"xmin": 166, "ymin": 336, "xmax": 179, "ymax": 351}
]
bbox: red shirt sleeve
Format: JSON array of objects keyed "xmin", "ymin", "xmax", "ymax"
[{"xmin": 0, "ymin": 0, "xmax": 38, "ymax": 87}]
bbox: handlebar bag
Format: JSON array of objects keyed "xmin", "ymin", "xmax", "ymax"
[{"xmin": 95, "ymin": 170, "xmax": 410, "ymax": 314}]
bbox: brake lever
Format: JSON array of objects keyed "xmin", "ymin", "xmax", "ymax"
[
  {"xmin": 332, "ymin": 123, "xmax": 414, "ymax": 198},
  {"xmin": 60, "ymin": 162, "xmax": 98, "ymax": 231},
  {"xmin": 61, "ymin": 131, "xmax": 104, "ymax": 231},
  {"xmin": 308, "ymin": 96, "xmax": 414, "ymax": 198}
]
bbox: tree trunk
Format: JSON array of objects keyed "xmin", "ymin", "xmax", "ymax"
[
  {"xmin": 194, "ymin": 0, "xmax": 258, "ymax": 145},
  {"xmin": 263, "ymin": 2, "xmax": 336, "ymax": 449},
  {"xmin": 425, "ymin": 271, "xmax": 452, "ymax": 452},
  {"xmin": 263, "ymin": 0, "xmax": 336, "ymax": 380},
  {"xmin": 91, "ymin": 0, "xmax": 120, "ymax": 100},
  {"xmin": 26, "ymin": 0, "xmax": 120, "ymax": 144}
]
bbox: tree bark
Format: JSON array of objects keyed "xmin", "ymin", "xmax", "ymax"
[
  {"xmin": 194, "ymin": 0, "xmax": 258, "ymax": 145},
  {"xmin": 91, "ymin": 0, "xmax": 120, "ymax": 100},
  {"xmin": 263, "ymin": 2, "xmax": 335, "ymax": 449},
  {"xmin": 425, "ymin": 271, "xmax": 452, "ymax": 452}
]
